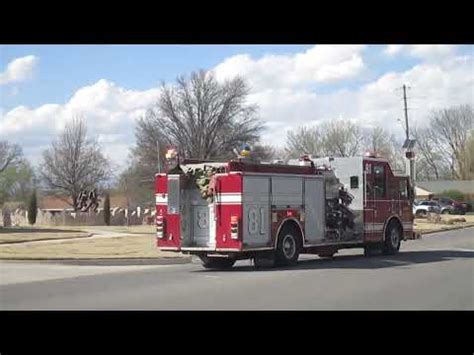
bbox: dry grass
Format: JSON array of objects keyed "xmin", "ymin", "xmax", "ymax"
[
  {"xmin": 81, "ymin": 225, "xmax": 155, "ymax": 234},
  {"xmin": 33, "ymin": 224, "xmax": 156, "ymax": 234},
  {"xmin": 415, "ymin": 214, "xmax": 474, "ymax": 234},
  {"xmin": 0, "ymin": 226, "xmax": 90, "ymax": 244},
  {"xmin": 0, "ymin": 234, "xmax": 182, "ymax": 259},
  {"xmin": 2, "ymin": 214, "xmax": 472, "ymax": 259}
]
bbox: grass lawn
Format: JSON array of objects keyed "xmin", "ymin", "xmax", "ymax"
[
  {"xmin": 78, "ymin": 225, "xmax": 155, "ymax": 234},
  {"xmin": 0, "ymin": 235, "xmax": 183, "ymax": 259},
  {"xmin": 415, "ymin": 214, "xmax": 474, "ymax": 234},
  {"xmin": 0, "ymin": 226, "xmax": 90, "ymax": 244},
  {"xmin": 33, "ymin": 224, "xmax": 156, "ymax": 235}
]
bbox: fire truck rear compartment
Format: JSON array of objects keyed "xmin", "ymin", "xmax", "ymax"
[{"xmin": 179, "ymin": 182, "xmax": 216, "ymax": 249}]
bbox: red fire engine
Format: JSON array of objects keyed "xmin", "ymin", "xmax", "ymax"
[{"xmin": 156, "ymin": 152, "xmax": 418, "ymax": 269}]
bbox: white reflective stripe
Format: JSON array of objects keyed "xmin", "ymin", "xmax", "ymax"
[
  {"xmin": 364, "ymin": 224, "xmax": 384, "ymax": 231},
  {"xmin": 156, "ymin": 194, "xmax": 168, "ymax": 204},
  {"xmin": 218, "ymin": 193, "xmax": 242, "ymax": 204},
  {"xmin": 156, "ymin": 193, "xmax": 240, "ymax": 204}
]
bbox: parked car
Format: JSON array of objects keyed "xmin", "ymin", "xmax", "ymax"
[
  {"xmin": 413, "ymin": 200, "xmax": 441, "ymax": 217},
  {"xmin": 431, "ymin": 197, "xmax": 466, "ymax": 215},
  {"xmin": 462, "ymin": 200, "xmax": 473, "ymax": 213}
]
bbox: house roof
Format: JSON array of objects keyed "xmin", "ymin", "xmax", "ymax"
[
  {"xmin": 415, "ymin": 186, "xmax": 433, "ymax": 197},
  {"xmin": 416, "ymin": 180, "xmax": 474, "ymax": 195}
]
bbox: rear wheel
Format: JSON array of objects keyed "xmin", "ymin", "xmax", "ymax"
[
  {"xmin": 275, "ymin": 225, "xmax": 302, "ymax": 266},
  {"xmin": 364, "ymin": 244, "xmax": 379, "ymax": 257},
  {"xmin": 199, "ymin": 256, "xmax": 236, "ymax": 269},
  {"xmin": 441, "ymin": 209, "xmax": 450, "ymax": 215},
  {"xmin": 382, "ymin": 221, "xmax": 401, "ymax": 255}
]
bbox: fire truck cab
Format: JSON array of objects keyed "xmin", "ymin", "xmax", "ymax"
[{"xmin": 156, "ymin": 155, "xmax": 418, "ymax": 269}]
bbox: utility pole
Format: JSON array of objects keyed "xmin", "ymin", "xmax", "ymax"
[
  {"xmin": 399, "ymin": 84, "xmax": 416, "ymax": 188},
  {"xmin": 403, "ymin": 84, "xmax": 409, "ymax": 140}
]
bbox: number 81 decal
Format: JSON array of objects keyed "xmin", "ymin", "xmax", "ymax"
[{"xmin": 248, "ymin": 207, "xmax": 266, "ymax": 235}]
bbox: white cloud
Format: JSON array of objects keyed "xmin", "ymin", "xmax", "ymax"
[
  {"xmin": 239, "ymin": 50, "xmax": 474, "ymax": 148},
  {"xmin": 0, "ymin": 55, "xmax": 38, "ymax": 85},
  {"xmin": 384, "ymin": 45, "xmax": 404, "ymax": 55},
  {"xmin": 0, "ymin": 79, "xmax": 161, "ymax": 170},
  {"xmin": 384, "ymin": 45, "xmax": 458, "ymax": 61},
  {"xmin": 213, "ymin": 45, "xmax": 366, "ymax": 90},
  {"xmin": 1, "ymin": 45, "xmax": 472, "ymax": 171}
]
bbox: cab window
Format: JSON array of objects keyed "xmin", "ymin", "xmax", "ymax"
[
  {"xmin": 399, "ymin": 179, "xmax": 408, "ymax": 199},
  {"xmin": 373, "ymin": 165, "xmax": 385, "ymax": 198},
  {"xmin": 350, "ymin": 176, "xmax": 359, "ymax": 189}
]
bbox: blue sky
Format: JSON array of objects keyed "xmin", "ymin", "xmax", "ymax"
[
  {"xmin": 1, "ymin": 45, "xmax": 313, "ymax": 110},
  {"xmin": 4, "ymin": 44, "xmax": 467, "ymax": 110},
  {"xmin": 1, "ymin": 45, "xmax": 473, "ymax": 170}
]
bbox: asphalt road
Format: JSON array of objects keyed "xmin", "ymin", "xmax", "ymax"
[{"xmin": 1, "ymin": 227, "xmax": 473, "ymax": 310}]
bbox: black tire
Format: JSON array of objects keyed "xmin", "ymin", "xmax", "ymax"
[
  {"xmin": 441, "ymin": 209, "xmax": 450, "ymax": 215},
  {"xmin": 363, "ymin": 244, "xmax": 378, "ymax": 257},
  {"xmin": 382, "ymin": 221, "xmax": 402, "ymax": 255},
  {"xmin": 275, "ymin": 225, "xmax": 302, "ymax": 266},
  {"xmin": 199, "ymin": 256, "xmax": 236, "ymax": 269}
]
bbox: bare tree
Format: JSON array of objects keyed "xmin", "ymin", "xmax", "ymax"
[
  {"xmin": 364, "ymin": 127, "xmax": 391, "ymax": 157},
  {"xmin": 39, "ymin": 117, "xmax": 111, "ymax": 210},
  {"xmin": 430, "ymin": 104, "xmax": 473, "ymax": 179},
  {"xmin": 363, "ymin": 127, "xmax": 404, "ymax": 171},
  {"xmin": 461, "ymin": 131, "xmax": 474, "ymax": 179},
  {"xmin": 132, "ymin": 113, "xmax": 168, "ymax": 176},
  {"xmin": 118, "ymin": 162, "xmax": 155, "ymax": 208},
  {"xmin": 412, "ymin": 127, "xmax": 449, "ymax": 180},
  {"xmin": 0, "ymin": 141, "xmax": 22, "ymax": 173},
  {"xmin": 320, "ymin": 120, "xmax": 363, "ymax": 157},
  {"xmin": 251, "ymin": 144, "xmax": 277, "ymax": 161},
  {"xmin": 285, "ymin": 126, "xmax": 322, "ymax": 158},
  {"xmin": 285, "ymin": 121, "xmax": 362, "ymax": 159},
  {"xmin": 141, "ymin": 70, "xmax": 263, "ymax": 162}
]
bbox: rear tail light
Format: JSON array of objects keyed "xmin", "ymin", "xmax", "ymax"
[
  {"xmin": 230, "ymin": 215, "xmax": 239, "ymax": 240},
  {"xmin": 156, "ymin": 215, "xmax": 165, "ymax": 239}
]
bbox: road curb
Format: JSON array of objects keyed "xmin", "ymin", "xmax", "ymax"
[{"xmin": 419, "ymin": 224, "xmax": 474, "ymax": 236}]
